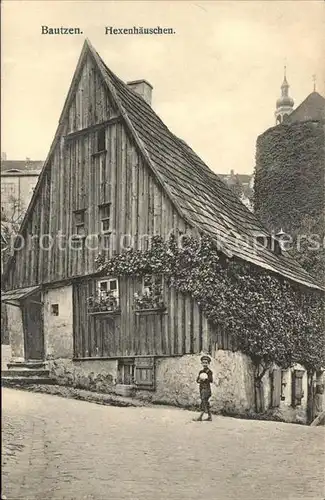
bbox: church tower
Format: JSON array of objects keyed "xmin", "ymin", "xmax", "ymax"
[{"xmin": 274, "ymin": 67, "xmax": 294, "ymax": 125}]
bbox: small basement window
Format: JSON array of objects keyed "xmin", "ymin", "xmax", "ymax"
[
  {"xmin": 51, "ymin": 304, "xmax": 59, "ymax": 316},
  {"xmin": 117, "ymin": 359, "xmax": 135, "ymax": 385},
  {"xmin": 96, "ymin": 128, "xmax": 106, "ymax": 153}
]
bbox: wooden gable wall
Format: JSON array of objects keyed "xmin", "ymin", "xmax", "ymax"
[{"xmin": 6, "ymin": 54, "xmax": 189, "ymax": 290}]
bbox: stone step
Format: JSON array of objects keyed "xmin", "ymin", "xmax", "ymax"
[
  {"xmin": 1, "ymin": 376, "xmax": 55, "ymax": 387},
  {"xmin": 7, "ymin": 361, "xmax": 46, "ymax": 370},
  {"xmin": 2, "ymin": 369, "xmax": 50, "ymax": 378}
]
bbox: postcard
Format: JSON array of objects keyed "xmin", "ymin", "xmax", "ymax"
[{"xmin": 1, "ymin": 1, "xmax": 324, "ymax": 499}]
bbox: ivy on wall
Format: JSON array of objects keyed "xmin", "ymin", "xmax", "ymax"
[
  {"xmin": 254, "ymin": 120, "xmax": 325, "ymax": 279},
  {"xmin": 96, "ymin": 234, "xmax": 325, "ymax": 378}
]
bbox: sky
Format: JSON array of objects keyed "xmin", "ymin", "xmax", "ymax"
[{"xmin": 1, "ymin": 0, "xmax": 325, "ymax": 175}]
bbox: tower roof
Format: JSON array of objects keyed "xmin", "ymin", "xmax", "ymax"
[
  {"xmin": 276, "ymin": 67, "xmax": 294, "ymax": 110},
  {"xmin": 287, "ymin": 91, "xmax": 325, "ymax": 123}
]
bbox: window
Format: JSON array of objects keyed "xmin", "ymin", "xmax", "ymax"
[
  {"xmin": 97, "ymin": 278, "xmax": 119, "ymax": 304},
  {"xmin": 270, "ymin": 368, "xmax": 281, "ymax": 408},
  {"xmin": 99, "ymin": 204, "xmax": 111, "ymax": 234},
  {"xmin": 97, "ymin": 128, "xmax": 106, "ymax": 152},
  {"xmin": 117, "ymin": 359, "xmax": 135, "ymax": 385},
  {"xmin": 292, "ymin": 370, "xmax": 305, "ymax": 407},
  {"xmin": 51, "ymin": 304, "xmax": 59, "ymax": 316},
  {"xmin": 134, "ymin": 357, "xmax": 155, "ymax": 390},
  {"xmin": 280, "ymin": 370, "xmax": 287, "ymax": 401},
  {"xmin": 1, "ymin": 183, "xmax": 16, "ymax": 196},
  {"xmin": 73, "ymin": 209, "xmax": 86, "ymax": 236}
]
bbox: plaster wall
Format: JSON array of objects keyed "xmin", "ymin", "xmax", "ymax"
[
  {"xmin": 6, "ymin": 305, "xmax": 24, "ymax": 361},
  {"xmin": 43, "ymin": 286, "xmax": 73, "ymax": 359},
  {"xmin": 137, "ymin": 351, "xmax": 256, "ymax": 413}
]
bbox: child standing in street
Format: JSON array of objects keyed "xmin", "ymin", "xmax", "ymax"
[{"xmin": 195, "ymin": 355, "xmax": 213, "ymax": 421}]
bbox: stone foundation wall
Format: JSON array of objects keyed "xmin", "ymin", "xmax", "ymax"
[
  {"xmin": 48, "ymin": 358, "xmax": 118, "ymax": 393},
  {"xmin": 135, "ymin": 354, "xmax": 312, "ymax": 424},
  {"xmin": 47, "ymin": 351, "xmax": 315, "ymax": 423},
  {"xmin": 136, "ymin": 351, "xmax": 256, "ymax": 413}
]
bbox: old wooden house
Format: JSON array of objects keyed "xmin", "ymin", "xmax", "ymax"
[{"xmin": 2, "ymin": 40, "xmax": 323, "ymax": 420}]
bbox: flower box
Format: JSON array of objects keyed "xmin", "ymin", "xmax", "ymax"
[
  {"xmin": 135, "ymin": 307, "xmax": 167, "ymax": 316},
  {"xmin": 87, "ymin": 291, "xmax": 120, "ymax": 315},
  {"xmin": 133, "ymin": 289, "xmax": 165, "ymax": 314}
]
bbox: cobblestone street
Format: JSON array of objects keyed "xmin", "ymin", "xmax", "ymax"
[{"xmin": 2, "ymin": 388, "xmax": 325, "ymax": 500}]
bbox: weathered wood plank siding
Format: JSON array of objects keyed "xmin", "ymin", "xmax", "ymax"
[
  {"xmin": 73, "ymin": 276, "xmax": 230, "ymax": 359},
  {"xmin": 6, "ymin": 54, "xmax": 186, "ymax": 290}
]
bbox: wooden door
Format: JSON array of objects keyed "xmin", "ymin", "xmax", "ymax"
[{"xmin": 23, "ymin": 293, "xmax": 44, "ymax": 361}]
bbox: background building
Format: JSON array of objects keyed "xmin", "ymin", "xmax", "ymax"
[
  {"xmin": 1, "ymin": 153, "xmax": 42, "ymax": 223},
  {"xmin": 218, "ymin": 170, "xmax": 254, "ymax": 211}
]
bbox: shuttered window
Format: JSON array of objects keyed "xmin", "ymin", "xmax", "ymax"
[
  {"xmin": 270, "ymin": 368, "xmax": 281, "ymax": 408},
  {"xmin": 134, "ymin": 357, "xmax": 155, "ymax": 390},
  {"xmin": 292, "ymin": 370, "xmax": 305, "ymax": 407}
]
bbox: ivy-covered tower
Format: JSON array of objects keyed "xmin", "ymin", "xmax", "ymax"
[
  {"xmin": 274, "ymin": 67, "xmax": 294, "ymax": 125},
  {"xmin": 254, "ymin": 83, "xmax": 325, "ymax": 278}
]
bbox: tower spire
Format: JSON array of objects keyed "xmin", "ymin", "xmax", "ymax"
[
  {"xmin": 275, "ymin": 66, "xmax": 294, "ymax": 125},
  {"xmin": 312, "ymin": 74, "xmax": 316, "ymax": 92}
]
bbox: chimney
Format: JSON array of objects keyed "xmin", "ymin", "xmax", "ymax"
[
  {"xmin": 127, "ymin": 79, "xmax": 153, "ymax": 106},
  {"xmin": 1, "ymin": 152, "xmax": 7, "ymax": 161}
]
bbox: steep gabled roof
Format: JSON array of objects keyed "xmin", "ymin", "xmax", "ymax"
[
  {"xmin": 288, "ymin": 91, "xmax": 325, "ymax": 123},
  {"xmin": 4, "ymin": 40, "xmax": 324, "ymax": 291}
]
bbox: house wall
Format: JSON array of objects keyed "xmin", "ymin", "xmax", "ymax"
[
  {"xmin": 46, "ymin": 348, "xmax": 316, "ymax": 423},
  {"xmin": 262, "ymin": 364, "xmax": 309, "ymax": 423},
  {"xmin": 6, "ymin": 305, "xmax": 24, "ymax": 361},
  {"xmin": 136, "ymin": 355, "xmax": 314, "ymax": 423},
  {"xmin": 43, "ymin": 285, "xmax": 74, "ymax": 359},
  {"xmin": 138, "ymin": 351, "xmax": 256, "ymax": 413}
]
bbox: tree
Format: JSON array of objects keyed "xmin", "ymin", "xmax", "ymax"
[{"xmin": 1, "ymin": 194, "xmax": 25, "ymax": 268}]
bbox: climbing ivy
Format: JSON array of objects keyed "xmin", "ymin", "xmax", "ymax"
[
  {"xmin": 95, "ymin": 234, "xmax": 325, "ymax": 376},
  {"xmin": 254, "ymin": 120, "xmax": 325, "ymax": 279}
]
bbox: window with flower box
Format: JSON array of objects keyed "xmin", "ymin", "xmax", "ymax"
[
  {"xmin": 133, "ymin": 274, "xmax": 165, "ymax": 313},
  {"xmin": 87, "ymin": 278, "xmax": 120, "ymax": 314}
]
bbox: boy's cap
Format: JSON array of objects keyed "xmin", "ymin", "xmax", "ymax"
[{"xmin": 200, "ymin": 355, "xmax": 211, "ymax": 363}]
